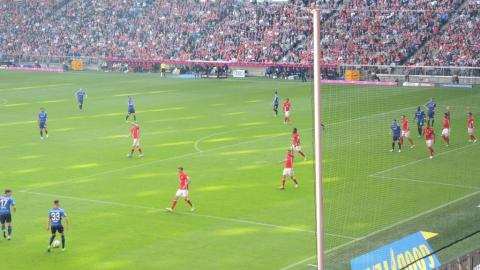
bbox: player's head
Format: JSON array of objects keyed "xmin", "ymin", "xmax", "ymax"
[
  {"xmin": 430, "ymin": 97, "xmax": 434, "ymax": 101},
  {"xmin": 274, "ymin": 91, "xmax": 278, "ymax": 95},
  {"xmin": 292, "ymin": 127, "xmax": 297, "ymax": 133},
  {"xmin": 401, "ymin": 114, "xmax": 406, "ymax": 119},
  {"xmin": 468, "ymin": 112, "xmax": 472, "ymax": 117},
  {"xmin": 40, "ymin": 107, "xmax": 45, "ymax": 112},
  {"xmin": 177, "ymin": 167, "xmax": 184, "ymax": 173},
  {"xmin": 417, "ymin": 106, "xmax": 421, "ymax": 111},
  {"xmin": 4, "ymin": 189, "xmax": 11, "ymax": 196},
  {"xmin": 392, "ymin": 119, "xmax": 397, "ymax": 124},
  {"xmin": 444, "ymin": 112, "xmax": 449, "ymax": 117},
  {"xmin": 286, "ymin": 98, "xmax": 289, "ymax": 102},
  {"xmin": 53, "ymin": 200, "xmax": 60, "ymax": 207},
  {"xmin": 287, "ymin": 149, "xmax": 292, "ymax": 154}
]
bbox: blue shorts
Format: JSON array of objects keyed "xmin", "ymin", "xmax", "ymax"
[
  {"xmin": 273, "ymin": 104, "xmax": 279, "ymax": 110},
  {"xmin": 128, "ymin": 107, "xmax": 135, "ymax": 114},
  {"xmin": 428, "ymin": 111, "xmax": 435, "ymax": 118},
  {"xmin": 393, "ymin": 135, "xmax": 400, "ymax": 141},
  {"xmin": 39, "ymin": 122, "xmax": 46, "ymax": 129},
  {"xmin": 0, "ymin": 213, "xmax": 12, "ymax": 224},
  {"xmin": 77, "ymin": 99, "xmax": 84, "ymax": 104},
  {"xmin": 417, "ymin": 120, "xmax": 424, "ymax": 127},
  {"xmin": 51, "ymin": 225, "xmax": 64, "ymax": 234}
]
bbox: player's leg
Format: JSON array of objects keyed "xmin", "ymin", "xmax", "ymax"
[
  {"xmin": 417, "ymin": 123, "xmax": 422, "ymax": 137},
  {"xmin": 184, "ymin": 196, "xmax": 194, "ymax": 211},
  {"xmin": 390, "ymin": 138, "xmax": 396, "ymax": 152},
  {"xmin": 59, "ymin": 226, "xmax": 65, "ymax": 250},
  {"xmin": 290, "ymin": 175, "xmax": 299, "ymax": 188},
  {"xmin": 280, "ymin": 174, "xmax": 286, "ymax": 189},
  {"xmin": 431, "ymin": 116, "xmax": 435, "ymax": 127},
  {"xmin": 44, "ymin": 127, "xmax": 48, "ymax": 138},
  {"xmin": 397, "ymin": 140, "xmax": 402, "ymax": 152},
  {"xmin": 399, "ymin": 135, "xmax": 404, "ymax": 145},
  {"xmin": 166, "ymin": 195, "xmax": 179, "ymax": 211},
  {"xmin": 126, "ymin": 112, "xmax": 130, "ymax": 120},
  {"xmin": 6, "ymin": 215, "xmax": 12, "ymax": 239},
  {"xmin": 0, "ymin": 215, "xmax": 5, "ymax": 238},
  {"xmin": 48, "ymin": 227, "xmax": 56, "ymax": 252},
  {"xmin": 133, "ymin": 113, "xmax": 137, "ymax": 121}
]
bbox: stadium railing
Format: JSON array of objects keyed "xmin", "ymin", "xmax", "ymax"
[
  {"xmin": 2, "ymin": 54, "xmax": 480, "ymax": 84},
  {"xmin": 435, "ymin": 248, "xmax": 480, "ymax": 270}
]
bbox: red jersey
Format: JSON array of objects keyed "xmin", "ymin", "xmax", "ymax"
[
  {"xmin": 131, "ymin": 126, "xmax": 140, "ymax": 139},
  {"xmin": 468, "ymin": 116, "xmax": 474, "ymax": 128},
  {"xmin": 401, "ymin": 118, "xmax": 409, "ymax": 131},
  {"xmin": 292, "ymin": 133, "xmax": 300, "ymax": 146},
  {"xmin": 443, "ymin": 117, "xmax": 450, "ymax": 129},
  {"xmin": 424, "ymin": 127, "xmax": 435, "ymax": 140},
  {"xmin": 285, "ymin": 153, "xmax": 293, "ymax": 168},
  {"xmin": 179, "ymin": 172, "xmax": 189, "ymax": 190},
  {"xmin": 283, "ymin": 101, "xmax": 291, "ymax": 112}
]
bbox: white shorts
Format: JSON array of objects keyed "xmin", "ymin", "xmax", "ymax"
[
  {"xmin": 292, "ymin": 145, "xmax": 302, "ymax": 152},
  {"xmin": 401, "ymin": 130, "xmax": 410, "ymax": 138},
  {"xmin": 426, "ymin": 140, "xmax": 433, "ymax": 148},
  {"xmin": 283, "ymin": 168, "xmax": 294, "ymax": 177},
  {"xmin": 468, "ymin": 128, "xmax": 474, "ymax": 135},
  {"xmin": 132, "ymin": 138, "xmax": 140, "ymax": 147},
  {"xmin": 441, "ymin": 128, "xmax": 450, "ymax": 137},
  {"xmin": 175, "ymin": 189, "xmax": 189, "ymax": 198},
  {"xmin": 285, "ymin": 111, "xmax": 290, "ymax": 117}
]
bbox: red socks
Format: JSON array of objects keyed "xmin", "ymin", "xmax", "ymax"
[{"xmin": 170, "ymin": 200, "xmax": 177, "ymax": 209}]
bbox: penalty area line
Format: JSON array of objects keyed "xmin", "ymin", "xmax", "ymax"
[
  {"xmin": 370, "ymin": 175, "xmax": 480, "ymax": 191},
  {"xmin": 19, "ymin": 190, "xmax": 356, "ymax": 240},
  {"xmin": 369, "ymin": 143, "xmax": 478, "ymax": 177}
]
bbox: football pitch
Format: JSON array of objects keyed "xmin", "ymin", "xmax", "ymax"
[{"xmin": 0, "ymin": 71, "xmax": 479, "ymax": 270}]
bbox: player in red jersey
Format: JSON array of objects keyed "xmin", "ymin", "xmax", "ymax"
[
  {"xmin": 291, "ymin": 128, "xmax": 306, "ymax": 160},
  {"xmin": 283, "ymin": 98, "xmax": 291, "ymax": 124},
  {"xmin": 166, "ymin": 167, "xmax": 194, "ymax": 212},
  {"xmin": 279, "ymin": 150, "xmax": 298, "ymax": 189},
  {"xmin": 467, "ymin": 112, "xmax": 477, "ymax": 143},
  {"xmin": 441, "ymin": 112, "xmax": 451, "ymax": 146},
  {"xmin": 127, "ymin": 123, "xmax": 143, "ymax": 158},
  {"xmin": 423, "ymin": 124, "xmax": 436, "ymax": 159},
  {"xmin": 400, "ymin": 115, "xmax": 415, "ymax": 148}
]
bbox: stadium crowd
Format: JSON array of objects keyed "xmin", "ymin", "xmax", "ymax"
[
  {"xmin": 0, "ymin": 0, "xmax": 478, "ymax": 66},
  {"xmin": 414, "ymin": 0, "xmax": 480, "ymax": 67}
]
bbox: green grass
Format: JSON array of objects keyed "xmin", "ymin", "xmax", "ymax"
[{"xmin": 0, "ymin": 71, "xmax": 479, "ymax": 270}]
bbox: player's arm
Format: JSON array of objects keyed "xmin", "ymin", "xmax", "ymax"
[
  {"xmin": 64, "ymin": 217, "xmax": 69, "ymax": 231},
  {"xmin": 47, "ymin": 218, "xmax": 51, "ymax": 231},
  {"xmin": 11, "ymin": 200, "xmax": 16, "ymax": 213},
  {"xmin": 186, "ymin": 176, "xmax": 191, "ymax": 190}
]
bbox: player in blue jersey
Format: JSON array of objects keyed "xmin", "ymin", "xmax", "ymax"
[
  {"xmin": 75, "ymin": 88, "xmax": 87, "ymax": 111},
  {"xmin": 390, "ymin": 119, "xmax": 402, "ymax": 152},
  {"xmin": 0, "ymin": 189, "xmax": 16, "ymax": 240},
  {"xmin": 272, "ymin": 91, "xmax": 280, "ymax": 117},
  {"xmin": 47, "ymin": 200, "xmax": 69, "ymax": 252},
  {"xmin": 424, "ymin": 97, "xmax": 437, "ymax": 127},
  {"xmin": 414, "ymin": 106, "xmax": 426, "ymax": 138},
  {"xmin": 126, "ymin": 96, "xmax": 136, "ymax": 121},
  {"xmin": 38, "ymin": 107, "xmax": 49, "ymax": 139}
]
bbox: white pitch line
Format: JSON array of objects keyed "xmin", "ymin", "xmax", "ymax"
[
  {"xmin": 324, "ymin": 190, "xmax": 480, "ymax": 255},
  {"xmin": 19, "ymin": 190, "xmax": 356, "ymax": 240},
  {"xmin": 278, "ymin": 190, "xmax": 480, "ymax": 270},
  {"xmin": 371, "ymin": 175, "xmax": 480, "ymax": 190},
  {"xmin": 278, "ymin": 255, "xmax": 318, "ymax": 270},
  {"xmin": 0, "ymin": 83, "xmax": 73, "ymax": 92},
  {"xmin": 369, "ymin": 143, "xmax": 478, "ymax": 177}
]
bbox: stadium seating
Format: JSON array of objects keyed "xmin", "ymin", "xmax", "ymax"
[{"xmin": 0, "ymin": 0, "xmax": 477, "ymax": 66}]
